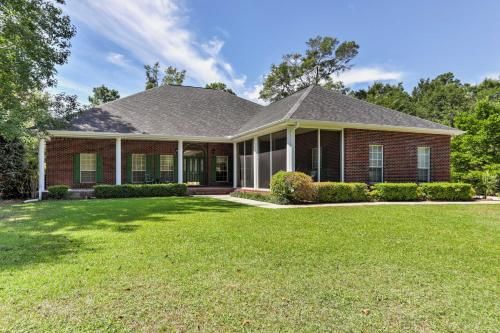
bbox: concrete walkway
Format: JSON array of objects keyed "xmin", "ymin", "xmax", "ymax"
[{"xmin": 197, "ymin": 194, "xmax": 500, "ymax": 209}]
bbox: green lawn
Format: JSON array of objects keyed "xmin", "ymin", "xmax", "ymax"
[{"xmin": 0, "ymin": 198, "xmax": 498, "ymax": 332}]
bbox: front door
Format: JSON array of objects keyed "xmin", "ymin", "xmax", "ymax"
[{"xmin": 184, "ymin": 156, "xmax": 205, "ymax": 185}]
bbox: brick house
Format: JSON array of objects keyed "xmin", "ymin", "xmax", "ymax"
[{"xmin": 39, "ymin": 85, "xmax": 462, "ymax": 196}]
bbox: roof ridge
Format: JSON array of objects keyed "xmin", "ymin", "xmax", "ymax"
[{"xmin": 283, "ymin": 85, "xmax": 314, "ymax": 120}]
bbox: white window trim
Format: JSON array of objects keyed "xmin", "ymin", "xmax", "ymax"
[
  {"xmin": 160, "ymin": 154, "xmax": 174, "ymax": 172},
  {"xmin": 369, "ymin": 145, "xmax": 384, "ymax": 183},
  {"xmin": 215, "ymin": 155, "xmax": 229, "ymax": 182},
  {"xmin": 80, "ymin": 153, "xmax": 96, "ymax": 184},
  {"xmin": 417, "ymin": 147, "xmax": 431, "ymax": 182},
  {"xmin": 131, "ymin": 153, "xmax": 146, "ymax": 183}
]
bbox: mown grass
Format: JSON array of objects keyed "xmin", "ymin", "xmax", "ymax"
[{"xmin": 0, "ymin": 198, "xmax": 498, "ymax": 332}]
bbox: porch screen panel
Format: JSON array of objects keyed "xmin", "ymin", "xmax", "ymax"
[
  {"xmin": 237, "ymin": 142, "xmax": 244, "ymax": 187},
  {"xmin": 271, "ymin": 130, "xmax": 287, "ymax": 176},
  {"xmin": 320, "ymin": 130, "xmax": 341, "ymax": 182},
  {"xmin": 294, "ymin": 129, "xmax": 318, "ymax": 181},
  {"xmin": 258, "ymin": 134, "xmax": 271, "ymax": 188},
  {"xmin": 244, "ymin": 140, "xmax": 254, "ymax": 187}
]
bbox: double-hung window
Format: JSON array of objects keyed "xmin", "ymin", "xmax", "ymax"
[
  {"xmin": 215, "ymin": 156, "xmax": 228, "ymax": 182},
  {"xmin": 369, "ymin": 145, "xmax": 383, "ymax": 183},
  {"xmin": 417, "ymin": 147, "xmax": 431, "ymax": 182},
  {"xmin": 160, "ymin": 155, "xmax": 174, "ymax": 182},
  {"xmin": 132, "ymin": 154, "xmax": 146, "ymax": 183},
  {"xmin": 80, "ymin": 153, "xmax": 96, "ymax": 183}
]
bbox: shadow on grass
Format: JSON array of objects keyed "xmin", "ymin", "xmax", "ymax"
[{"xmin": 0, "ymin": 197, "xmax": 244, "ymax": 271}]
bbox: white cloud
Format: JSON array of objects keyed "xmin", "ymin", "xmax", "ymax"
[
  {"xmin": 67, "ymin": 0, "xmax": 246, "ymax": 88},
  {"xmin": 106, "ymin": 52, "xmax": 128, "ymax": 67},
  {"xmin": 480, "ymin": 72, "xmax": 500, "ymax": 80},
  {"xmin": 241, "ymin": 84, "xmax": 266, "ymax": 105},
  {"xmin": 333, "ymin": 67, "xmax": 404, "ymax": 85}
]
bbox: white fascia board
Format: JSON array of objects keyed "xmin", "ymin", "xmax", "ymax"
[
  {"xmin": 288, "ymin": 119, "xmax": 464, "ymax": 136},
  {"xmin": 230, "ymin": 122, "xmax": 288, "ymax": 142},
  {"xmin": 48, "ymin": 130, "xmax": 232, "ymax": 142}
]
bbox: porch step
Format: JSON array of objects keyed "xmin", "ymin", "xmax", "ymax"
[{"xmin": 188, "ymin": 187, "xmax": 234, "ymax": 195}]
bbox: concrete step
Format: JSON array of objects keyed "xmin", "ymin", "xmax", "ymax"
[{"xmin": 188, "ymin": 187, "xmax": 234, "ymax": 195}]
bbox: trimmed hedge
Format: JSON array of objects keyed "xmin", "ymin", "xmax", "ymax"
[
  {"xmin": 371, "ymin": 183, "xmax": 421, "ymax": 201},
  {"xmin": 270, "ymin": 171, "xmax": 317, "ymax": 204},
  {"xmin": 315, "ymin": 182, "xmax": 369, "ymax": 203},
  {"xmin": 47, "ymin": 185, "xmax": 69, "ymax": 199},
  {"xmin": 420, "ymin": 182, "xmax": 475, "ymax": 201},
  {"xmin": 230, "ymin": 191, "xmax": 276, "ymax": 203},
  {"xmin": 94, "ymin": 183, "xmax": 187, "ymax": 199}
]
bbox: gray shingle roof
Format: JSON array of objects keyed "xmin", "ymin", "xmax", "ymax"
[{"xmin": 65, "ymin": 84, "xmax": 459, "ymax": 138}]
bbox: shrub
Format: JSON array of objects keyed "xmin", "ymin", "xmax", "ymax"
[
  {"xmin": 48, "ymin": 185, "xmax": 69, "ymax": 199},
  {"xmin": 94, "ymin": 183, "xmax": 187, "ymax": 199},
  {"xmin": 456, "ymin": 169, "xmax": 500, "ymax": 197},
  {"xmin": 270, "ymin": 171, "xmax": 317, "ymax": 204},
  {"xmin": 370, "ymin": 183, "xmax": 420, "ymax": 201},
  {"xmin": 315, "ymin": 182, "xmax": 369, "ymax": 203},
  {"xmin": 420, "ymin": 182, "xmax": 475, "ymax": 201},
  {"xmin": 230, "ymin": 191, "xmax": 275, "ymax": 203}
]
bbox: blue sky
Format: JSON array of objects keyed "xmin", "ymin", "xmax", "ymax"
[{"xmin": 55, "ymin": 0, "xmax": 500, "ymax": 104}]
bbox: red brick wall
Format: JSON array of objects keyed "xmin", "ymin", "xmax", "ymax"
[
  {"xmin": 46, "ymin": 138, "xmax": 234, "ymax": 188},
  {"xmin": 344, "ymin": 129, "xmax": 451, "ymax": 182},
  {"xmin": 121, "ymin": 140, "xmax": 177, "ymax": 184},
  {"xmin": 46, "ymin": 138, "xmax": 116, "ymax": 188}
]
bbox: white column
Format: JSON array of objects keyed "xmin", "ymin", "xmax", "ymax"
[
  {"xmin": 253, "ymin": 137, "xmax": 259, "ymax": 189},
  {"xmin": 233, "ymin": 142, "xmax": 238, "ymax": 188},
  {"xmin": 317, "ymin": 129, "xmax": 321, "ymax": 182},
  {"xmin": 177, "ymin": 140, "xmax": 183, "ymax": 183},
  {"xmin": 38, "ymin": 138, "xmax": 46, "ymax": 199},
  {"xmin": 286, "ymin": 127, "xmax": 295, "ymax": 171},
  {"xmin": 115, "ymin": 138, "xmax": 122, "ymax": 185},
  {"xmin": 340, "ymin": 129, "xmax": 345, "ymax": 182}
]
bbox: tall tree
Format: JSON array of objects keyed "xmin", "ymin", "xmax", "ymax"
[
  {"xmin": 411, "ymin": 72, "xmax": 472, "ymax": 127},
  {"xmin": 205, "ymin": 82, "xmax": 236, "ymax": 95},
  {"xmin": 0, "ymin": 0, "xmax": 76, "ymax": 139},
  {"xmin": 259, "ymin": 36, "xmax": 359, "ymax": 102},
  {"xmin": 353, "ymin": 82, "xmax": 414, "ymax": 114},
  {"xmin": 144, "ymin": 62, "xmax": 160, "ymax": 89},
  {"xmin": 88, "ymin": 85, "xmax": 120, "ymax": 106},
  {"xmin": 162, "ymin": 66, "xmax": 186, "ymax": 86},
  {"xmin": 451, "ymin": 98, "xmax": 500, "ymax": 173}
]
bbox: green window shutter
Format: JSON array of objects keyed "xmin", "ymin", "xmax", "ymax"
[
  {"xmin": 154, "ymin": 155, "xmax": 161, "ymax": 182},
  {"xmin": 73, "ymin": 154, "xmax": 80, "ymax": 184},
  {"xmin": 173, "ymin": 152, "xmax": 178, "ymax": 182},
  {"xmin": 96, "ymin": 154, "xmax": 103, "ymax": 183},
  {"xmin": 210, "ymin": 155, "xmax": 216, "ymax": 183},
  {"xmin": 146, "ymin": 155, "xmax": 154, "ymax": 182},
  {"xmin": 126, "ymin": 154, "xmax": 132, "ymax": 183}
]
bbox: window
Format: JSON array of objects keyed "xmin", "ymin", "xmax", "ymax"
[
  {"xmin": 215, "ymin": 156, "xmax": 228, "ymax": 182},
  {"xmin": 160, "ymin": 155, "xmax": 174, "ymax": 182},
  {"xmin": 132, "ymin": 154, "xmax": 146, "ymax": 183},
  {"xmin": 80, "ymin": 153, "xmax": 96, "ymax": 183},
  {"xmin": 417, "ymin": 147, "xmax": 431, "ymax": 182},
  {"xmin": 369, "ymin": 145, "xmax": 383, "ymax": 183}
]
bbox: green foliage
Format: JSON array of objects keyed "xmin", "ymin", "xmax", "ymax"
[
  {"xmin": 352, "ymin": 82, "xmax": 414, "ymax": 115},
  {"xmin": 455, "ymin": 168, "xmax": 500, "ymax": 196},
  {"xmin": 370, "ymin": 183, "xmax": 421, "ymax": 201},
  {"xmin": 315, "ymin": 182, "xmax": 369, "ymax": 203},
  {"xmin": 0, "ymin": 137, "xmax": 37, "ymax": 199},
  {"xmin": 144, "ymin": 62, "xmax": 161, "ymax": 89},
  {"xmin": 205, "ymin": 82, "xmax": 236, "ymax": 95},
  {"xmin": 230, "ymin": 191, "xmax": 275, "ymax": 203},
  {"xmin": 452, "ymin": 99, "xmax": 500, "ymax": 173},
  {"xmin": 419, "ymin": 182, "xmax": 474, "ymax": 201},
  {"xmin": 94, "ymin": 184, "xmax": 187, "ymax": 199},
  {"xmin": 88, "ymin": 85, "xmax": 120, "ymax": 106},
  {"xmin": 270, "ymin": 171, "xmax": 317, "ymax": 204},
  {"xmin": 162, "ymin": 66, "xmax": 186, "ymax": 86},
  {"xmin": 259, "ymin": 36, "xmax": 359, "ymax": 102},
  {"xmin": 47, "ymin": 185, "xmax": 69, "ymax": 199},
  {"xmin": 411, "ymin": 72, "xmax": 472, "ymax": 127},
  {"xmin": 0, "ymin": 0, "xmax": 76, "ymax": 140}
]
